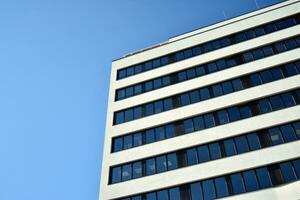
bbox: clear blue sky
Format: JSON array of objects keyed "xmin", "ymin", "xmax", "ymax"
[{"xmin": 0, "ymin": 0, "xmax": 282, "ymax": 199}]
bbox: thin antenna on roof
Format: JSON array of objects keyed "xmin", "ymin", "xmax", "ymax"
[
  {"xmin": 254, "ymin": 0, "xmax": 260, "ymax": 9},
  {"xmin": 222, "ymin": 10, "xmax": 228, "ymax": 20}
]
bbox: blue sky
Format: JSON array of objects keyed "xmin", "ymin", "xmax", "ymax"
[{"xmin": 0, "ymin": 0, "xmax": 282, "ymax": 199}]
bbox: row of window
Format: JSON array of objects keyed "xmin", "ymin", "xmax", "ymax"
[
  {"xmin": 117, "ymin": 158, "xmax": 300, "ymax": 200},
  {"xmin": 112, "ymin": 88, "xmax": 300, "ymax": 153},
  {"xmin": 114, "ymin": 59, "xmax": 300, "ymax": 125},
  {"xmin": 110, "ymin": 120, "xmax": 300, "ymax": 184},
  {"xmin": 116, "ymin": 14, "xmax": 300, "ymax": 80},
  {"xmin": 116, "ymin": 32, "xmax": 300, "ymax": 101}
]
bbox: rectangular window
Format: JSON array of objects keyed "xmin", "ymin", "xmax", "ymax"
[
  {"xmin": 214, "ymin": 177, "xmax": 229, "ymax": 198},
  {"xmin": 155, "ymin": 127, "xmax": 165, "ymax": 141},
  {"xmin": 243, "ymin": 52, "xmax": 254, "ymax": 62},
  {"xmin": 165, "ymin": 124, "xmax": 175, "ymax": 138},
  {"xmin": 268, "ymin": 127, "xmax": 284, "ymax": 145},
  {"xmin": 209, "ymin": 143, "xmax": 222, "ymax": 160},
  {"xmin": 152, "ymin": 59, "xmax": 161, "ymax": 68},
  {"xmin": 245, "ymin": 30, "xmax": 256, "ymax": 39},
  {"xmin": 281, "ymin": 92, "xmax": 296, "ymax": 107},
  {"xmin": 134, "ymin": 64, "xmax": 142, "ymax": 74},
  {"xmin": 193, "ymin": 116, "xmax": 205, "ymax": 131},
  {"xmin": 126, "ymin": 67, "xmax": 134, "ymax": 76},
  {"xmin": 125, "ymin": 87, "xmax": 134, "ymax": 97},
  {"xmin": 157, "ymin": 190, "xmax": 168, "ymax": 200},
  {"xmin": 204, "ymin": 114, "xmax": 215, "ymax": 128},
  {"xmin": 156, "ymin": 155, "xmax": 167, "ymax": 173},
  {"xmin": 284, "ymin": 63, "xmax": 298, "ymax": 76},
  {"xmin": 134, "ymin": 107, "xmax": 142, "ymax": 119},
  {"xmin": 145, "ymin": 103, "xmax": 154, "ymax": 116},
  {"xmin": 118, "ymin": 69, "xmax": 126, "ymax": 79},
  {"xmin": 256, "ymin": 167, "xmax": 272, "ymax": 188},
  {"xmin": 274, "ymin": 42, "xmax": 286, "ymax": 53},
  {"xmin": 243, "ymin": 170, "xmax": 259, "ymax": 192},
  {"xmin": 203, "ymin": 43, "xmax": 213, "ymax": 52},
  {"xmin": 252, "ymin": 49, "xmax": 264, "ymax": 59},
  {"xmin": 198, "ymin": 145, "xmax": 210, "ymax": 163},
  {"xmin": 146, "ymin": 193, "xmax": 156, "ymax": 200},
  {"xmin": 154, "ymin": 101, "xmax": 164, "ymax": 114},
  {"xmin": 196, "ymin": 66, "xmax": 206, "ymax": 76},
  {"xmin": 200, "ymin": 88, "xmax": 210, "ymax": 100},
  {"xmin": 234, "ymin": 136, "xmax": 249, "ymax": 153},
  {"xmin": 216, "ymin": 59, "xmax": 227, "ymax": 70},
  {"xmin": 132, "ymin": 162, "xmax": 142, "ymax": 179},
  {"xmin": 122, "ymin": 164, "xmax": 132, "ymax": 181},
  {"xmin": 146, "ymin": 158, "xmax": 156, "ymax": 175},
  {"xmin": 162, "ymin": 76, "xmax": 171, "ymax": 86},
  {"xmin": 123, "ymin": 135, "xmax": 133, "ymax": 150},
  {"xmin": 292, "ymin": 160, "xmax": 300, "ymax": 178},
  {"xmin": 222, "ymin": 81, "xmax": 233, "ymax": 94},
  {"xmin": 187, "ymin": 148, "xmax": 198, "ymax": 165},
  {"xmin": 217, "ymin": 110, "xmax": 229, "ymax": 125},
  {"xmin": 270, "ymin": 67, "xmax": 284, "ymax": 80},
  {"xmin": 280, "ymin": 162, "xmax": 297, "ymax": 182},
  {"xmin": 184, "ymin": 119, "xmax": 194, "ymax": 134},
  {"xmin": 177, "ymin": 151, "xmax": 187, "ymax": 168},
  {"xmin": 124, "ymin": 109, "xmax": 134, "ymax": 122},
  {"xmin": 167, "ymin": 153, "xmax": 178, "ymax": 170},
  {"xmin": 268, "ymin": 165, "xmax": 284, "ymax": 186},
  {"xmin": 117, "ymin": 89, "xmax": 125, "ymax": 100},
  {"xmin": 202, "ymin": 180, "xmax": 216, "ymax": 200},
  {"xmin": 292, "ymin": 122, "xmax": 300, "ymax": 139},
  {"xmin": 280, "ymin": 124, "xmax": 297, "ymax": 142},
  {"xmin": 176, "ymin": 52, "xmax": 184, "ymax": 61},
  {"xmin": 212, "ymin": 40, "xmax": 221, "ymax": 49},
  {"xmin": 178, "ymin": 71, "xmax": 187, "ymax": 82},
  {"xmin": 115, "ymin": 112, "xmax": 124, "ymax": 124},
  {"xmin": 212, "ymin": 84, "xmax": 223, "ymax": 97},
  {"xmin": 111, "ymin": 167, "xmax": 121, "ymax": 184},
  {"xmin": 223, "ymin": 139, "xmax": 237, "ymax": 156},
  {"xmin": 190, "ymin": 90, "xmax": 200, "ymax": 103},
  {"xmin": 193, "ymin": 47, "xmax": 201, "ymax": 56},
  {"xmin": 285, "ymin": 39, "xmax": 297, "ymax": 49},
  {"xmin": 250, "ymin": 73, "xmax": 262, "ymax": 86},
  {"xmin": 247, "ymin": 133, "xmax": 261, "ymax": 150},
  {"xmin": 254, "ymin": 27, "xmax": 265, "ymax": 36},
  {"xmin": 145, "ymin": 129, "xmax": 155, "ymax": 144},
  {"xmin": 262, "ymin": 46, "xmax": 274, "ymax": 56},
  {"xmin": 180, "ymin": 93, "xmax": 190, "ymax": 106},
  {"xmin": 161, "ymin": 56, "xmax": 169, "ymax": 65},
  {"xmin": 190, "ymin": 182, "xmax": 203, "ymax": 200},
  {"xmin": 270, "ymin": 95, "xmax": 284, "ymax": 110},
  {"xmin": 207, "ymin": 62, "xmax": 218, "ymax": 73},
  {"xmin": 164, "ymin": 98, "xmax": 173, "ymax": 111},
  {"xmin": 260, "ymin": 70, "xmax": 273, "ymax": 83},
  {"xmin": 230, "ymin": 173, "xmax": 246, "ymax": 194},
  {"xmin": 239, "ymin": 106, "xmax": 252, "ymax": 119},
  {"xmin": 113, "ymin": 137, "xmax": 123, "ymax": 152},
  {"xmin": 145, "ymin": 81, "xmax": 153, "ymax": 92},
  {"xmin": 134, "ymin": 85, "xmax": 142, "ymax": 96},
  {"xmin": 153, "ymin": 78, "xmax": 162, "ymax": 89},
  {"xmin": 228, "ymin": 107, "xmax": 241, "ymax": 122},
  {"xmin": 187, "ymin": 68, "xmax": 196, "ymax": 79},
  {"xmin": 221, "ymin": 37, "xmax": 231, "ymax": 47},
  {"xmin": 226, "ymin": 58, "xmax": 237, "ymax": 67},
  {"xmin": 169, "ymin": 187, "xmax": 180, "ymax": 200},
  {"xmin": 258, "ymin": 99, "xmax": 272, "ymax": 113}
]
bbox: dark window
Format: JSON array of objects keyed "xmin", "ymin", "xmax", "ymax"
[
  {"xmin": 146, "ymin": 193, "xmax": 156, "ymax": 200},
  {"xmin": 222, "ymin": 81, "xmax": 233, "ymax": 94},
  {"xmin": 235, "ymin": 32, "xmax": 247, "ymax": 42},
  {"xmin": 243, "ymin": 52, "xmax": 254, "ymax": 62},
  {"xmin": 167, "ymin": 153, "xmax": 178, "ymax": 170},
  {"xmin": 153, "ymin": 78, "xmax": 162, "ymax": 89},
  {"xmin": 212, "ymin": 40, "xmax": 221, "ymax": 49},
  {"xmin": 212, "ymin": 84, "xmax": 223, "ymax": 97},
  {"xmin": 262, "ymin": 46, "xmax": 274, "ymax": 56},
  {"xmin": 250, "ymin": 73, "xmax": 262, "ymax": 86},
  {"xmin": 280, "ymin": 162, "xmax": 297, "ymax": 182},
  {"xmin": 165, "ymin": 124, "xmax": 175, "ymax": 138},
  {"xmin": 162, "ymin": 76, "xmax": 171, "ymax": 86},
  {"xmin": 209, "ymin": 142, "xmax": 222, "ymax": 160},
  {"xmin": 245, "ymin": 30, "xmax": 256, "ymax": 39},
  {"xmin": 145, "ymin": 81, "xmax": 153, "ymax": 92},
  {"xmin": 275, "ymin": 20, "xmax": 288, "ymax": 29},
  {"xmin": 202, "ymin": 180, "xmax": 216, "ymax": 200},
  {"xmin": 164, "ymin": 98, "xmax": 173, "ymax": 110},
  {"xmin": 243, "ymin": 170, "xmax": 259, "ymax": 192},
  {"xmin": 190, "ymin": 90, "xmax": 200, "ymax": 103},
  {"xmin": 270, "ymin": 95, "xmax": 284, "ymax": 110},
  {"xmin": 293, "ymin": 122, "xmax": 300, "ymax": 139},
  {"xmin": 198, "ymin": 145, "xmax": 210, "ymax": 163},
  {"xmin": 207, "ymin": 63, "xmax": 218, "ymax": 73},
  {"xmin": 123, "ymin": 135, "xmax": 133, "ymax": 150},
  {"xmin": 268, "ymin": 165, "xmax": 284, "ymax": 186},
  {"xmin": 178, "ymin": 71, "xmax": 187, "ymax": 82},
  {"xmin": 281, "ymin": 92, "xmax": 296, "ymax": 107},
  {"xmin": 193, "ymin": 47, "xmax": 201, "ymax": 56},
  {"xmin": 254, "ymin": 27, "xmax": 265, "ymax": 36},
  {"xmin": 280, "ymin": 124, "xmax": 297, "ymax": 142},
  {"xmin": 184, "ymin": 119, "xmax": 194, "ymax": 133},
  {"xmin": 132, "ymin": 196, "xmax": 142, "ymax": 200},
  {"xmin": 156, "ymin": 155, "xmax": 167, "ymax": 173},
  {"xmin": 260, "ymin": 71, "xmax": 273, "ymax": 83},
  {"xmin": 117, "ymin": 89, "xmax": 125, "ymax": 100},
  {"xmin": 124, "ymin": 109, "xmax": 133, "ymax": 122},
  {"xmin": 169, "ymin": 187, "xmax": 180, "ymax": 200},
  {"xmin": 223, "ymin": 139, "xmax": 237, "ymax": 156},
  {"xmin": 256, "ymin": 167, "xmax": 272, "ymax": 188},
  {"xmin": 180, "ymin": 93, "xmax": 190, "ymax": 106},
  {"xmin": 258, "ymin": 99, "xmax": 272, "ymax": 113},
  {"xmin": 176, "ymin": 52, "xmax": 184, "ymax": 61},
  {"xmin": 133, "ymin": 132, "xmax": 142, "ymax": 147},
  {"xmin": 216, "ymin": 59, "xmax": 227, "ymax": 70},
  {"xmin": 214, "ymin": 177, "xmax": 229, "ymax": 198},
  {"xmin": 274, "ymin": 42, "xmax": 286, "ymax": 53},
  {"xmin": 187, "ymin": 68, "xmax": 196, "ymax": 79},
  {"xmin": 157, "ymin": 190, "xmax": 168, "ymax": 200},
  {"xmin": 217, "ymin": 110, "xmax": 229, "ymax": 125},
  {"xmin": 118, "ymin": 69, "xmax": 126, "ymax": 79},
  {"xmin": 177, "ymin": 151, "xmax": 187, "ymax": 168},
  {"xmin": 284, "ymin": 63, "xmax": 298, "ymax": 76},
  {"xmin": 122, "ymin": 164, "xmax": 132, "ymax": 181},
  {"xmin": 196, "ymin": 66, "xmax": 206, "ymax": 76},
  {"xmin": 204, "ymin": 114, "xmax": 215, "ymax": 128},
  {"xmin": 265, "ymin": 24, "xmax": 277, "ymax": 33},
  {"xmin": 153, "ymin": 59, "xmax": 161, "ymax": 68},
  {"xmin": 285, "ymin": 39, "xmax": 297, "ymax": 49},
  {"xmin": 154, "ymin": 101, "xmax": 164, "ymax": 114},
  {"xmin": 252, "ymin": 49, "xmax": 264, "ymax": 59},
  {"xmin": 134, "ymin": 65, "xmax": 142, "ymax": 74},
  {"xmin": 113, "ymin": 137, "xmax": 123, "ymax": 152},
  {"xmin": 292, "ymin": 160, "xmax": 300, "ymax": 178},
  {"xmin": 145, "ymin": 103, "xmax": 154, "ymax": 116},
  {"xmin": 230, "ymin": 173, "xmax": 246, "ymax": 194},
  {"xmin": 226, "ymin": 58, "xmax": 237, "ymax": 67},
  {"xmin": 111, "ymin": 167, "xmax": 121, "ymax": 183},
  {"xmin": 134, "ymin": 85, "xmax": 142, "ymax": 95},
  {"xmin": 144, "ymin": 61, "xmax": 153, "ymax": 71},
  {"xmin": 115, "ymin": 112, "xmax": 124, "ymax": 124},
  {"xmin": 203, "ymin": 43, "xmax": 213, "ymax": 52},
  {"xmin": 193, "ymin": 116, "xmax": 205, "ymax": 131},
  {"xmin": 200, "ymin": 88, "xmax": 210, "ymax": 100},
  {"xmin": 239, "ymin": 106, "xmax": 252, "ymax": 119},
  {"xmin": 187, "ymin": 148, "xmax": 198, "ymax": 165},
  {"xmin": 228, "ymin": 107, "xmax": 241, "ymax": 122},
  {"xmin": 134, "ymin": 107, "xmax": 142, "ymax": 119},
  {"xmin": 127, "ymin": 67, "xmax": 134, "ymax": 76},
  {"xmin": 161, "ymin": 56, "xmax": 169, "ymax": 65},
  {"xmin": 146, "ymin": 158, "xmax": 156, "ymax": 175},
  {"xmin": 234, "ymin": 136, "xmax": 249, "ymax": 153},
  {"xmin": 247, "ymin": 133, "xmax": 261, "ymax": 150},
  {"xmin": 271, "ymin": 67, "xmax": 284, "ymax": 80},
  {"xmin": 155, "ymin": 127, "xmax": 165, "ymax": 141},
  {"xmin": 190, "ymin": 182, "xmax": 204, "ymax": 200},
  {"xmin": 132, "ymin": 162, "xmax": 142, "ymax": 179},
  {"xmin": 221, "ymin": 37, "xmax": 231, "ymax": 47},
  {"xmin": 184, "ymin": 49, "xmax": 193, "ymax": 58},
  {"xmin": 145, "ymin": 129, "xmax": 155, "ymax": 144}
]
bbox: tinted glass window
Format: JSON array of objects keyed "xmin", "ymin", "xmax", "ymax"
[
  {"xmin": 243, "ymin": 52, "xmax": 254, "ymax": 62},
  {"xmin": 118, "ymin": 69, "xmax": 126, "ymax": 79},
  {"xmin": 124, "ymin": 109, "xmax": 133, "ymax": 122},
  {"xmin": 228, "ymin": 107, "xmax": 241, "ymax": 122},
  {"xmin": 154, "ymin": 101, "xmax": 164, "ymax": 114},
  {"xmin": 164, "ymin": 98, "xmax": 173, "ymax": 110},
  {"xmin": 178, "ymin": 71, "xmax": 187, "ymax": 82},
  {"xmin": 230, "ymin": 173, "xmax": 246, "ymax": 194},
  {"xmin": 292, "ymin": 122, "xmax": 300, "ymax": 139},
  {"xmin": 270, "ymin": 96, "xmax": 284, "ymax": 110},
  {"xmin": 134, "ymin": 84, "xmax": 142, "ymax": 95},
  {"xmin": 221, "ymin": 38, "xmax": 231, "ymax": 47},
  {"xmin": 252, "ymin": 49, "xmax": 264, "ymax": 59},
  {"xmin": 111, "ymin": 167, "xmax": 121, "ymax": 183},
  {"xmin": 156, "ymin": 156, "xmax": 167, "ymax": 173},
  {"xmin": 217, "ymin": 110, "xmax": 229, "ymax": 125},
  {"xmin": 187, "ymin": 148, "xmax": 198, "ymax": 165},
  {"xmin": 212, "ymin": 40, "xmax": 221, "ymax": 49},
  {"xmin": 204, "ymin": 114, "xmax": 215, "ymax": 128},
  {"xmin": 256, "ymin": 167, "xmax": 272, "ymax": 188},
  {"xmin": 145, "ymin": 81, "xmax": 153, "ymax": 92},
  {"xmin": 180, "ymin": 93, "xmax": 190, "ymax": 106},
  {"xmin": 265, "ymin": 24, "xmax": 277, "ymax": 33},
  {"xmin": 202, "ymin": 180, "xmax": 216, "ymax": 200},
  {"xmin": 259, "ymin": 99, "xmax": 272, "ymax": 113},
  {"xmin": 226, "ymin": 58, "xmax": 237, "ymax": 67},
  {"xmin": 166, "ymin": 124, "xmax": 175, "ymax": 138},
  {"xmin": 198, "ymin": 145, "xmax": 210, "ymax": 163},
  {"xmin": 270, "ymin": 67, "xmax": 284, "ymax": 80},
  {"xmin": 274, "ymin": 42, "xmax": 286, "ymax": 53},
  {"xmin": 135, "ymin": 65, "xmax": 142, "ymax": 74},
  {"xmin": 269, "ymin": 127, "xmax": 283, "ymax": 145},
  {"xmin": 117, "ymin": 89, "xmax": 125, "ymax": 100},
  {"xmin": 113, "ymin": 137, "xmax": 123, "ymax": 152},
  {"xmin": 281, "ymin": 93, "xmax": 296, "ymax": 107},
  {"xmin": 161, "ymin": 56, "xmax": 169, "ymax": 65},
  {"xmin": 247, "ymin": 133, "xmax": 261, "ymax": 150},
  {"xmin": 124, "ymin": 135, "xmax": 132, "ymax": 149},
  {"xmin": 144, "ymin": 61, "xmax": 153, "ymax": 71},
  {"xmin": 292, "ymin": 160, "xmax": 300, "ymax": 178},
  {"xmin": 153, "ymin": 59, "xmax": 161, "ymax": 68},
  {"xmin": 209, "ymin": 143, "xmax": 222, "ymax": 160},
  {"xmin": 262, "ymin": 46, "xmax": 274, "ymax": 56},
  {"xmin": 285, "ymin": 39, "xmax": 297, "ymax": 49},
  {"xmin": 243, "ymin": 170, "xmax": 259, "ymax": 192},
  {"xmin": 162, "ymin": 76, "xmax": 171, "ymax": 86},
  {"xmin": 284, "ymin": 63, "xmax": 298, "ymax": 76},
  {"xmin": 134, "ymin": 107, "xmax": 142, "ymax": 119},
  {"xmin": 250, "ymin": 73, "xmax": 262, "ymax": 86},
  {"xmin": 193, "ymin": 116, "xmax": 205, "ymax": 131},
  {"xmin": 260, "ymin": 71, "xmax": 273, "ymax": 83},
  {"xmin": 190, "ymin": 90, "xmax": 200, "ymax": 103},
  {"xmin": 203, "ymin": 43, "xmax": 213, "ymax": 52},
  {"xmin": 245, "ymin": 30, "xmax": 256, "ymax": 39},
  {"xmin": 146, "ymin": 193, "xmax": 156, "ymax": 200},
  {"xmin": 184, "ymin": 119, "xmax": 194, "ymax": 133},
  {"xmin": 235, "ymin": 136, "xmax": 249, "ymax": 153},
  {"xmin": 280, "ymin": 125, "xmax": 297, "ymax": 142},
  {"xmin": 122, "ymin": 164, "xmax": 132, "ymax": 181},
  {"xmin": 200, "ymin": 88, "xmax": 210, "ymax": 100},
  {"xmin": 146, "ymin": 158, "xmax": 156, "ymax": 175},
  {"xmin": 214, "ymin": 177, "xmax": 229, "ymax": 198},
  {"xmin": 280, "ymin": 162, "xmax": 297, "ymax": 182},
  {"xmin": 132, "ymin": 162, "xmax": 142, "ymax": 178},
  {"xmin": 187, "ymin": 68, "xmax": 196, "ymax": 79},
  {"xmin": 193, "ymin": 47, "xmax": 201, "ymax": 56},
  {"xmin": 235, "ymin": 32, "xmax": 247, "ymax": 42},
  {"xmin": 167, "ymin": 153, "xmax": 178, "ymax": 170},
  {"xmin": 157, "ymin": 190, "xmax": 168, "ymax": 200},
  {"xmin": 155, "ymin": 127, "xmax": 165, "ymax": 141},
  {"xmin": 207, "ymin": 63, "xmax": 218, "ymax": 73},
  {"xmin": 145, "ymin": 103, "xmax": 154, "ymax": 116},
  {"xmin": 254, "ymin": 27, "xmax": 265, "ymax": 36},
  {"xmin": 115, "ymin": 112, "xmax": 124, "ymax": 124},
  {"xmin": 196, "ymin": 66, "xmax": 206, "ymax": 76},
  {"xmin": 222, "ymin": 81, "xmax": 233, "ymax": 94},
  {"xmin": 224, "ymin": 139, "xmax": 237, "ymax": 156},
  {"xmin": 190, "ymin": 182, "xmax": 203, "ymax": 200},
  {"xmin": 127, "ymin": 67, "xmax": 134, "ymax": 76},
  {"xmin": 240, "ymin": 106, "xmax": 252, "ymax": 119},
  {"xmin": 153, "ymin": 78, "xmax": 162, "ymax": 89},
  {"xmin": 146, "ymin": 129, "xmax": 155, "ymax": 144},
  {"xmin": 216, "ymin": 59, "xmax": 227, "ymax": 70},
  {"xmin": 176, "ymin": 52, "xmax": 184, "ymax": 61},
  {"xmin": 169, "ymin": 187, "xmax": 180, "ymax": 200},
  {"xmin": 126, "ymin": 87, "xmax": 134, "ymax": 97}
]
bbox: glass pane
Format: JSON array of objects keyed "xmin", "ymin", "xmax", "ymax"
[
  {"xmin": 196, "ymin": 66, "xmax": 206, "ymax": 76},
  {"xmin": 292, "ymin": 160, "xmax": 300, "ymax": 178},
  {"xmin": 162, "ymin": 76, "xmax": 171, "ymax": 86},
  {"xmin": 154, "ymin": 101, "xmax": 164, "ymax": 114},
  {"xmin": 280, "ymin": 162, "xmax": 297, "ymax": 182},
  {"xmin": 178, "ymin": 71, "xmax": 187, "ymax": 82},
  {"xmin": 260, "ymin": 71, "xmax": 273, "ymax": 83},
  {"xmin": 146, "ymin": 129, "xmax": 155, "ymax": 144},
  {"xmin": 176, "ymin": 52, "xmax": 184, "ymax": 61},
  {"xmin": 200, "ymin": 88, "xmax": 210, "ymax": 100},
  {"xmin": 126, "ymin": 87, "xmax": 134, "ymax": 97},
  {"xmin": 122, "ymin": 164, "xmax": 132, "ymax": 181},
  {"xmin": 156, "ymin": 155, "xmax": 167, "ymax": 173},
  {"xmin": 124, "ymin": 135, "xmax": 133, "ymax": 150},
  {"xmin": 190, "ymin": 182, "xmax": 203, "ymax": 200},
  {"xmin": 212, "ymin": 40, "xmax": 221, "ymax": 49},
  {"xmin": 228, "ymin": 107, "xmax": 241, "ymax": 122},
  {"xmin": 243, "ymin": 52, "xmax": 254, "ymax": 62},
  {"xmin": 258, "ymin": 99, "xmax": 272, "ymax": 113},
  {"xmin": 223, "ymin": 139, "xmax": 237, "ymax": 156},
  {"xmin": 216, "ymin": 59, "xmax": 227, "ymax": 70},
  {"xmin": 221, "ymin": 37, "xmax": 231, "ymax": 47},
  {"xmin": 193, "ymin": 116, "xmax": 205, "ymax": 131},
  {"xmin": 281, "ymin": 93, "xmax": 296, "ymax": 107},
  {"xmin": 193, "ymin": 47, "xmax": 201, "ymax": 56},
  {"xmin": 207, "ymin": 62, "xmax": 218, "ymax": 73},
  {"xmin": 245, "ymin": 30, "xmax": 256, "ymax": 39},
  {"xmin": 124, "ymin": 109, "xmax": 133, "ymax": 122},
  {"xmin": 226, "ymin": 58, "xmax": 237, "ymax": 67},
  {"xmin": 232, "ymin": 79, "xmax": 243, "ymax": 91},
  {"xmin": 243, "ymin": 170, "xmax": 259, "ymax": 192},
  {"xmin": 180, "ymin": 93, "xmax": 190, "ymax": 106},
  {"xmin": 256, "ymin": 167, "xmax": 272, "ymax": 188},
  {"xmin": 157, "ymin": 190, "xmax": 168, "ymax": 200},
  {"xmin": 270, "ymin": 67, "xmax": 284, "ymax": 80},
  {"xmin": 132, "ymin": 196, "xmax": 142, "ymax": 200},
  {"xmin": 132, "ymin": 162, "xmax": 142, "ymax": 179},
  {"xmin": 113, "ymin": 137, "xmax": 123, "ymax": 152},
  {"xmin": 169, "ymin": 187, "xmax": 180, "ymax": 200},
  {"xmin": 230, "ymin": 173, "xmax": 246, "ymax": 194},
  {"xmin": 285, "ymin": 39, "xmax": 297, "ymax": 49},
  {"xmin": 146, "ymin": 158, "xmax": 156, "ymax": 175},
  {"xmin": 270, "ymin": 96, "xmax": 284, "ymax": 110},
  {"xmin": 187, "ymin": 68, "xmax": 196, "ymax": 79},
  {"xmin": 145, "ymin": 81, "xmax": 153, "ymax": 92},
  {"xmin": 217, "ymin": 110, "xmax": 229, "ymax": 125},
  {"xmin": 235, "ymin": 136, "xmax": 249, "ymax": 153},
  {"xmin": 164, "ymin": 98, "xmax": 173, "ymax": 111},
  {"xmin": 146, "ymin": 193, "xmax": 157, "ymax": 200},
  {"xmin": 214, "ymin": 177, "xmax": 229, "ymax": 198},
  {"xmin": 117, "ymin": 89, "xmax": 125, "ymax": 100},
  {"xmin": 187, "ymin": 148, "xmax": 198, "ymax": 165},
  {"xmin": 166, "ymin": 124, "xmax": 175, "ymax": 138},
  {"xmin": 184, "ymin": 119, "xmax": 194, "ymax": 133},
  {"xmin": 134, "ymin": 84, "xmax": 142, "ymax": 95},
  {"xmin": 203, "ymin": 43, "xmax": 213, "ymax": 52},
  {"xmin": 134, "ymin": 64, "xmax": 142, "ymax": 74},
  {"xmin": 247, "ymin": 133, "xmax": 261, "ymax": 150},
  {"xmin": 190, "ymin": 90, "xmax": 200, "ymax": 103},
  {"xmin": 262, "ymin": 46, "xmax": 274, "ymax": 56},
  {"xmin": 212, "ymin": 84, "xmax": 223, "ymax": 97},
  {"xmin": 292, "ymin": 122, "xmax": 300, "ymax": 139},
  {"xmin": 198, "ymin": 145, "xmax": 210, "ymax": 163},
  {"xmin": 202, "ymin": 180, "xmax": 216, "ymax": 200},
  {"xmin": 254, "ymin": 27, "xmax": 265, "ymax": 36},
  {"xmin": 155, "ymin": 127, "xmax": 165, "ymax": 141},
  {"xmin": 134, "ymin": 107, "xmax": 142, "ymax": 119},
  {"xmin": 115, "ymin": 112, "xmax": 124, "ymax": 124},
  {"xmin": 239, "ymin": 106, "xmax": 252, "ymax": 119},
  {"xmin": 204, "ymin": 114, "xmax": 215, "ymax": 128},
  {"xmin": 280, "ymin": 124, "xmax": 297, "ymax": 142},
  {"xmin": 167, "ymin": 153, "xmax": 178, "ymax": 170},
  {"xmin": 145, "ymin": 103, "xmax": 154, "ymax": 116},
  {"xmin": 252, "ymin": 49, "xmax": 264, "ymax": 59},
  {"xmin": 250, "ymin": 73, "xmax": 262, "ymax": 86},
  {"xmin": 111, "ymin": 167, "xmax": 121, "ymax": 183},
  {"xmin": 127, "ymin": 67, "xmax": 134, "ymax": 76},
  {"xmin": 209, "ymin": 143, "xmax": 222, "ymax": 160},
  {"xmin": 274, "ymin": 42, "xmax": 286, "ymax": 53},
  {"xmin": 153, "ymin": 78, "xmax": 162, "ymax": 89},
  {"xmin": 153, "ymin": 59, "xmax": 161, "ymax": 68},
  {"xmin": 268, "ymin": 127, "xmax": 284, "ymax": 145},
  {"xmin": 161, "ymin": 56, "xmax": 169, "ymax": 65},
  {"xmin": 118, "ymin": 69, "xmax": 126, "ymax": 79},
  {"xmin": 222, "ymin": 81, "xmax": 233, "ymax": 94}
]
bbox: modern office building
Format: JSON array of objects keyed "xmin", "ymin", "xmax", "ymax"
[{"xmin": 100, "ymin": 0, "xmax": 300, "ymax": 199}]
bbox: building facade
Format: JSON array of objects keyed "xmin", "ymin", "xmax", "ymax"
[{"xmin": 100, "ymin": 1, "xmax": 300, "ymax": 199}]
